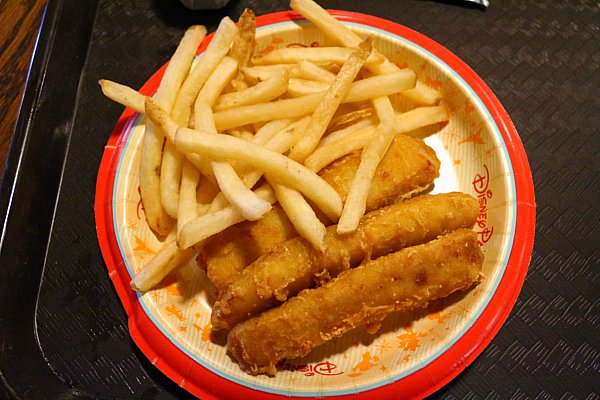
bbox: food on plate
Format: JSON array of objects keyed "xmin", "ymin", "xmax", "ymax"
[
  {"xmin": 99, "ymin": 0, "xmax": 485, "ymax": 378},
  {"xmin": 227, "ymin": 229, "xmax": 484, "ymax": 376},
  {"xmin": 211, "ymin": 192, "xmax": 479, "ymax": 331},
  {"xmin": 197, "ymin": 132, "xmax": 441, "ymax": 294}
]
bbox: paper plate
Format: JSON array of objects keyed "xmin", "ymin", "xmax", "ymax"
[{"xmin": 95, "ymin": 10, "xmax": 535, "ymax": 400}]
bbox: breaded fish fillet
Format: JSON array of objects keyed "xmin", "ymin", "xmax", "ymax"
[
  {"xmin": 197, "ymin": 133, "xmax": 440, "ymax": 294},
  {"xmin": 227, "ymin": 229, "xmax": 484, "ymax": 376},
  {"xmin": 211, "ymin": 192, "xmax": 478, "ymax": 331}
]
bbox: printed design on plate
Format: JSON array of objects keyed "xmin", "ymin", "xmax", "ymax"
[{"xmin": 472, "ymin": 164, "xmax": 494, "ymax": 246}]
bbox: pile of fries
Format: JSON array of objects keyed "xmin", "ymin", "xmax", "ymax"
[{"xmin": 99, "ymin": 0, "xmax": 449, "ymax": 292}]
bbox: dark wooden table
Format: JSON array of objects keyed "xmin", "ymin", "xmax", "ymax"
[{"xmin": 0, "ymin": 0, "xmax": 47, "ymax": 176}]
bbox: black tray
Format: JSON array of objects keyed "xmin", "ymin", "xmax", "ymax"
[{"xmin": 1, "ymin": 0, "xmax": 598, "ymax": 399}]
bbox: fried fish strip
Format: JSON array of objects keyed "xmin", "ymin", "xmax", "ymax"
[
  {"xmin": 211, "ymin": 192, "xmax": 479, "ymax": 331},
  {"xmin": 227, "ymin": 229, "xmax": 484, "ymax": 376},
  {"xmin": 197, "ymin": 133, "xmax": 440, "ymax": 294}
]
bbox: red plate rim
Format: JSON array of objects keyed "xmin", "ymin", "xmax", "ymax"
[{"xmin": 94, "ymin": 10, "xmax": 536, "ymax": 400}]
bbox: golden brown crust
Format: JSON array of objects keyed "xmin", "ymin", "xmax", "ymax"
[
  {"xmin": 227, "ymin": 229, "xmax": 484, "ymax": 376},
  {"xmin": 212, "ymin": 192, "xmax": 479, "ymax": 331}
]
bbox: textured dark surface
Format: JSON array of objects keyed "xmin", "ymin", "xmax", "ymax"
[{"xmin": 1, "ymin": 0, "xmax": 599, "ymax": 399}]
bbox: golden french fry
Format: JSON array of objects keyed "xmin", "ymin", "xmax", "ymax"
[
  {"xmin": 178, "ymin": 184, "xmax": 276, "ymax": 249},
  {"xmin": 213, "ymin": 93, "xmax": 322, "ymax": 130},
  {"xmin": 241, "ymin": 64, "xmax": 295, "ymax": 82},
  {"xmin": 305, "ymin": 124, "xmax": 376, "ymax": 172},
  {"xmin": 326, "ymin": 107, "xmax": 374, "ymax": 133},
  {"xmin": 266, "ymin": 175, "xmax": 326, "ymax": 250},
  {"xmin": 156, "ymin": 25, "xmax": 208, "ymax": 109},
  {"xmin": 229, "ymin": 8, "xmax": 256, "ymax": 68},
  {"xmin": 402, "ymin": 80, "xmax": 442, "ymax": 105},
  {"xmin": 177, "ymin": 160, "xmax": 201, "ymax": 239},
  {"xmin": 160, "ymin": 141, "xmax": 184, "ymax": 218},
  {"xmin": 251, "ymin": 118, "xmax": 294, "ymax": 145},
  {"xmin": 288, "ymin": 38, "xmax": 373, "ymax": 162},
  {"xmin": 214, "ymin": 67, "xmax": 288, "ymax": 110},
  {"xmin": 194, "ymin": 101, "xmax": 272, "ymax": 221},
  {"xmin": 175, "ymin": 127, "xmax": 343, "ymax": 221},
  {"xmin": 196, "ymin": 56, "xmax": 239, "ymax": 107},
  {"xmin": 290, "ymin": 0, "xmax": 360, "ymax": 48},
  {"xmin": 252, "ymin": 45, "xmax": 383, "ymax": 66},
  {"xmin": 337, "ymin": 97, "xmax": 400, "ymax": 234},
  {"xmin": 229, "ymin": 8, "xmax": 256, "ymax": 90},
  {"xmin": 98, "ymin": 80, "xmax": 145, "ymax": 113},
  {"xmin": 396, "ymin": 105, "xmax": 449, "ymax": 134},
  {"xmin": 292, "ymin": 60, "xmax": 336, "ymax": 83},
  {"xmin": 286, "ymin": 78, "xmax": 329, "ymax": 97},
  {"xmin": 213, "ymin": 69, "xmax": 414, "ymax": 130},
  {"xmin": 172, "ymin": 17, "xmax": 238, "ymax": 126},
  {"xmin": 130, "ymin": 239, "xmax": 196, "ymax": 292}
]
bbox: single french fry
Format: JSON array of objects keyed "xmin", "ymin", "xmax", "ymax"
[
  {"xmin": 157, "ymin": 25, "xmax": 208, "ymax": 109},
  {"xmin": 320, "ymin": 114, "xmax": 376, "ymax": 146},
  {"xmin": 194, "ymin": 101, "xmax": 272, "ymax": 221},
  {"xmin": 402, "ymin": 80, "xmax": 442, "ymax": 105},
  {"xmin": 252, "ymin": 46, "xmax": 383, "ymax": 67},
  {"xmin": 214, "ymin": 67, "xmax": 288, "ymax": 110},
  {"xmin": 175, "ymin": 127, "xmax": 343, "ymax": 221},
  {"xmin": 172, "ymin": 17, "xmax": 238, "ymax": 126},
  {"xmin": 178, "ymin": 184, "xmax": 276, "ymax": 249},
  {"xmin": 396, "ymin": 105, "xmax": 449, "ymax": 134},
  {"xmin": 305, "ymin": 125, "xmax": 376, "ymax": 172},
  {"xmin": 177, "ymin": 160, "xmax": 201, "ymax": 239},
  {"xmin": 286, "ymin": 78, "xmax": 329, "ymax": 97},
  {"xmin": 213, "ymin": 93, "xmax": 322, "ymax": 130},
  {"xmin": 242, "ymin": 64, "xmax": 295, "ymax": 82},
  {"xmin": 290, "ymin": 0, "xmax": 360, "ymax": 48},
  {"xmin": 196, "ymin": 56, "xmax": 239, "ymax": 107},
  {"xmin": 213, "ymin": 69, "xmax": 414, "ymax": 130},
  {"xmin": 288, "ymin": 38, "xmax": 373, "ymax": 162},
  {"xmin": 326, "ymin": 107, "xmax": 374, "ymax": 133},
  {"xmin": 345, "ymin": 70, "xmax": 416, "ymax": 101},
  {"xmin": 266, "ymin": 175, "xmax": 326, "ymax": 250},
  {"xmin": 229, "ymin": 8, "xmax": 256, "ymax": 91},
  {"xmin": 98, "ymin": 80, "xmax": 145, "ymax": 113},
  {"xmin": 138, "ymin": 25, "xmax": 206, "ymax": 235},
  {"xmin": 160, "ymin": 141, "xmax": 184, "ymax": 218},
  {"xmin": 292, "ymin": 60, "xmax": 336, "ymax": 83},
  {"xmin": 130, "ymin": 239, "xmax": 196, "ymax": 292},
  {"xmin": 337, "ymin": 97, "xmax": 400, "ymax": 234}
]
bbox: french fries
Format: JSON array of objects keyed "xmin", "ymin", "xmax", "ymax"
[
  {"xmin": 138, "ymin": 25, "xmax": 207, "ymax": 235},
  {"xmin": 212, "ymin": 69, "xmax": 416, "ymax": 130},
  {"xmin": 175, "ymin": 127, "xmax": 343, "ymax": 221},
  {"xmin": 100, "ymin": 1, "xmax": 450, "ymax": 298},
  {"xmin": 288, "ymin": 38, "xmax": 373, "ymax": 162}
]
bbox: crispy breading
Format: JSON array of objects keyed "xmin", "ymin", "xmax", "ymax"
[
  {"xmin": 227, "ymin": 229, "xmax": 484, "ymax": 376},
  {"xmin": 197, "ymin": 133, "xmax": 440, "ymax": 294},
  {"xmin": 211, "ymin": 192, "xmax": 478, "ymax": 331}
]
